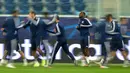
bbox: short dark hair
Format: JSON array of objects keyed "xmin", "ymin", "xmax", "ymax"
[
  {"xmin": 106, "ymin": 14, "xmax": 113, "ymax": 18},
  {"xmin": 12, "ymin": 10, "xmax": 18, "ymax": 14},
  {"xmin": 43, "ymin": 12, "xmax": 48, "ymax": 15},
  {"xmin": 120, "ymin": 17, "xmax": 127, "ymax": 21},
  {"xmin": 56, "ymin": 15, "xmax": 60, "ymax": 20},
  {"xmin": 80, "ymin": 11, "xmax": 86, "ymax": 15},
  {"xmin": 106, "ymin": 14, "xmax": 113, "ymax": 20},
  {"xmin": 79, "ymin": 11, "xmax": 86, "ymax": 18},
  {"xmin": 86, "ymin": 15, "xmax": 88, "ymax": 18},
  {"xmin": 30, "ymin": 11, "xmax": 36, "ymax": 15}
]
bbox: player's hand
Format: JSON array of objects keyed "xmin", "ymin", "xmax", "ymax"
[
  {"xmin": 2, "ymin": 32, "xmax": 6, "ymax": 36},
  {"xmin": 90, "ymin": 33, "xmax": 94, "ymax": 36},
  {"xmin": 28, "ymin": 15, "xmax": 31, "ymax": 19},
  {"xmin": 54, "ymin": 28, "xmax": 56, "ymax": 32},
  {"xmin": 28, "ymin": 15, "xmax": 33, "ymax": 19},
  {"xmin": 1, "ymin": 28, "xmax": 4, "ymax": 31},
  {"xmin": 76, "ymin": 26, "xmax": 80, "ymax": 30}
]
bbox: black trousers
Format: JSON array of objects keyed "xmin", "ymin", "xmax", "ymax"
[{"xmin": 50, "ymin": 41, "xmax": 75, "ymax": 64}]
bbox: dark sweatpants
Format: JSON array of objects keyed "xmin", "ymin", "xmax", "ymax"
[{"xmin": 50, "ymin": 40, "xmax": 75, "ymax": 64}]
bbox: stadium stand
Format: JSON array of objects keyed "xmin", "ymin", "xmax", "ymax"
[
  {"xmin": 18, "ymin": 0, "xmax": 28, "ymax": 4},
  {"xmin": 0, "ymin": 0, "xmax": 87, "ymax": 14},
  {"xmin": 74, "ymin": 0, "xmax": 84, "ymax": 3},
  {"xmin": 0, "ymin": 5, "xmax": 2, "ymax": 14},
  {"xmin": 19, "ymin": 4, "xmax": 30, "ymax": 14},
  {"xmin": 60, "ymin": 3, "xmax": 72, "ymax": 14},
  {"xmin": 45, "ymin": 0, "xmax": 56, "ymax": 3},
  {"xmin": 32, "ymin": 0, "xmax": 42, "ymax": 3},
  {"xmin": 46, "ymin": 2, "xmax": 58, "ymax": 14},
  {"xmin": 74, "ymin": 3, "xmax": 86, "ymax": 11},
  {"xmin": 32, "ymin": 3, "xmax": 43, "ymax": 14},
  {"xmin": 4, "ymin": 0, "xmax": 15, "ymax": 4},
  {"xmin": 60, "ymin": 0, "xmax": 70, "ymax": 3},
  {"xmin": 5, "ymin": 3, "xmax": 16, "ymax": 14}
]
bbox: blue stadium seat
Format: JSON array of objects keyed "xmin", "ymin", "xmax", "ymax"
[
  {"xmin": 46, "ymin": 3, "xmax": 58, "ymax": 14},
  {"xmin": 19, "ymin": 0, "xmax": 28, "ymax": 4},
  {"xmin": 74, "ymin": 0, "xmax": 84, "ymax": 3},
  {"xmin": 60, "ymin": 3, "xmax": 72, "ymax": 14},
  {"xmin": 32, "ymin": 3, "xmax": 43, "ymax": 14},
  {"xmin": 5, "ymin": 4, "xmax": 16, "ymax": 14},
  {"xmin": 0, "ymin": 10, "xmax": 2, "ymax": 14},
  {"xmin": 0, "ymin": 3, "xmax": 2, "ymax": 8},
  {"xmin": 74, "ymin": 3, "xmax": 86, "ymax": 11},
  {"xmin": 0, "ymin": 4, "xmax": 2, "ymax": 14},
  {"xmin": 4, "ymin": 0, "xmax": 15, "ymax": 4},
  {"xmin": 60, "ymin": 0, "xmax": 70, "ymax": 3},
  {"xmin": 19, "ymin": 4, "xmax": 29, "ymax": 14},
  {"xmin": 32, "ymin": 0, "xmax": 42, "ymax": 2},
  {"xmin": 45, "ymin": 0, "xmax": 56, "ymax": 3},
  {"xmin": 0, "ymin": 0, "xmax": 3, "ymax": 4}
]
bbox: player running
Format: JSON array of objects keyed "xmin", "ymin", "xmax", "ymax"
[
  {"xmin": 0, "ymin": 10, "xmax": 28, "ymax": 68},
  {"xmin": 105, "ymin": 14, "xmax": 129, "ymax": 67},
  {"xmin": 94, "ymin": 17, "xmax": 110, "ymax": 68},
  {"xmin": 17, "ymin": 11, "xmax": 56, "ymax": 67},
  {"xmin": 48, "ymin": 15, "xmax": 77, "ymax": 66},
  {"xmin": 76, "ymin": 12, "xmax": 92, "ymax": 66}
]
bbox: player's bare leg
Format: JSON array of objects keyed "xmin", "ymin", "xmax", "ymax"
[
  {"xmin": 0, "ymin": 50, "xmax": 8, "ymax": 66},
  {"xmin": 85, "ymin": 48, "xmax": 90, "ymax": 64},
  {"xmin": 37, "ymin": 48, "xmax": 46, "ymax": 67},
  {"xmin": 97, "ymin": 51, "xmax": 116, "ymax": 69},
  {"xmin": 107, "ymin": 51, "xmax": 116, "ymax": 61},
  {"xmin": 32, "ymin": 50, "xmax": 40, "ymax": 67},
  {"xmin": 19, "ymin": 51, "xmax": 28, "ymax": 66},
  {"xmin": 42, "ymin": 40, "xmax": 52, "ymax": 68},
  {"xmin": 121, "ymin": 50, "xmax": 129, "ymax": 67},
  {"xmin": 81, "ymin": 48, "xmax": 89, "ymax": 66}
]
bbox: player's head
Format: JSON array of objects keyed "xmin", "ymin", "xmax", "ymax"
[
  {"xmin": 56, "ymin": 15, "xmax": 60, "ymax": 23},
  {"xmin": 120, "ymin": 17, "xmax": 128, "ymax": 25},
  {"xmin": 12, "ymin": 10, "xmax": 19, "ymax": 17},
  {"xmin": 79, "ymin": 11, "xmax": 86, "ymax": 18},
  {"xmin": 43, "ymin": 12, "xmax": 49, "ymax": 18},
  {"xmin": 29, "ymin": 11, "xmax": 36, "ymax": 19},
  {"xmin": 86, "ymin": 15, "xmax": 88, "ymax": 18},
  {"xmin": 106, "ymin": 14, "xmax": 113, "ymax": 22}
]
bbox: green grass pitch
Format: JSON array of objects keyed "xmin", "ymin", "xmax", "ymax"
[{"xmin": 0, "ymin": 63, "xmax": 130, "ymax": 73}]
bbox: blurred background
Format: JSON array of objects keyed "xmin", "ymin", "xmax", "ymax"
[{"xmin": 0, "ymin": 0, "xmax": 129, "ymax": 18}]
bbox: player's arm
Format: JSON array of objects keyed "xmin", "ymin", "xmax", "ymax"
[
  {"xmin": 76, "ymin": 20, "xmax": 81, "ymax": 31},
  {"xmin": 106, "ymin": 21, "xmax": 117, "ymax": 34},
  {"xmin": 49, "ymin": 24, "xmax": 61, "ymax": 36},
  {"xmin": 17, "ymin": 18, "xmax": 31, "ymax": 29},
  {"xmin": 46, "ymin": 14, "xmax": 57, "ymax": 25},
  {"xmin": 1, "ymin": 24, "xmax": 6, "ymax": 32},
  {"xmin": 48, "ymin": 30, "xmax": 56, "ymax": 36},
  {"xmin": 76, "ymin": 25, "xmax": 80, "ymax": 31},
  {"xmin": 1, "ymin": 18, "xmax": 8, "ymax": 35},
  {"xmin": 106, "ymin": 21, "xmax": 119, "ymax": 34},
  {"xmin": 28, "ymin": 17, "xmax": 41, "ymax": 26},
  {"xmin": 80, "ymin": 18, "xmax": 92, "ymax": 27},
  {"xmin": 107, "ymin": 21, "xmax": 115, "ymax": 33},
  {"xmin": 1, "ymin": 18, "xmax": 8, "ymax": 30}
]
